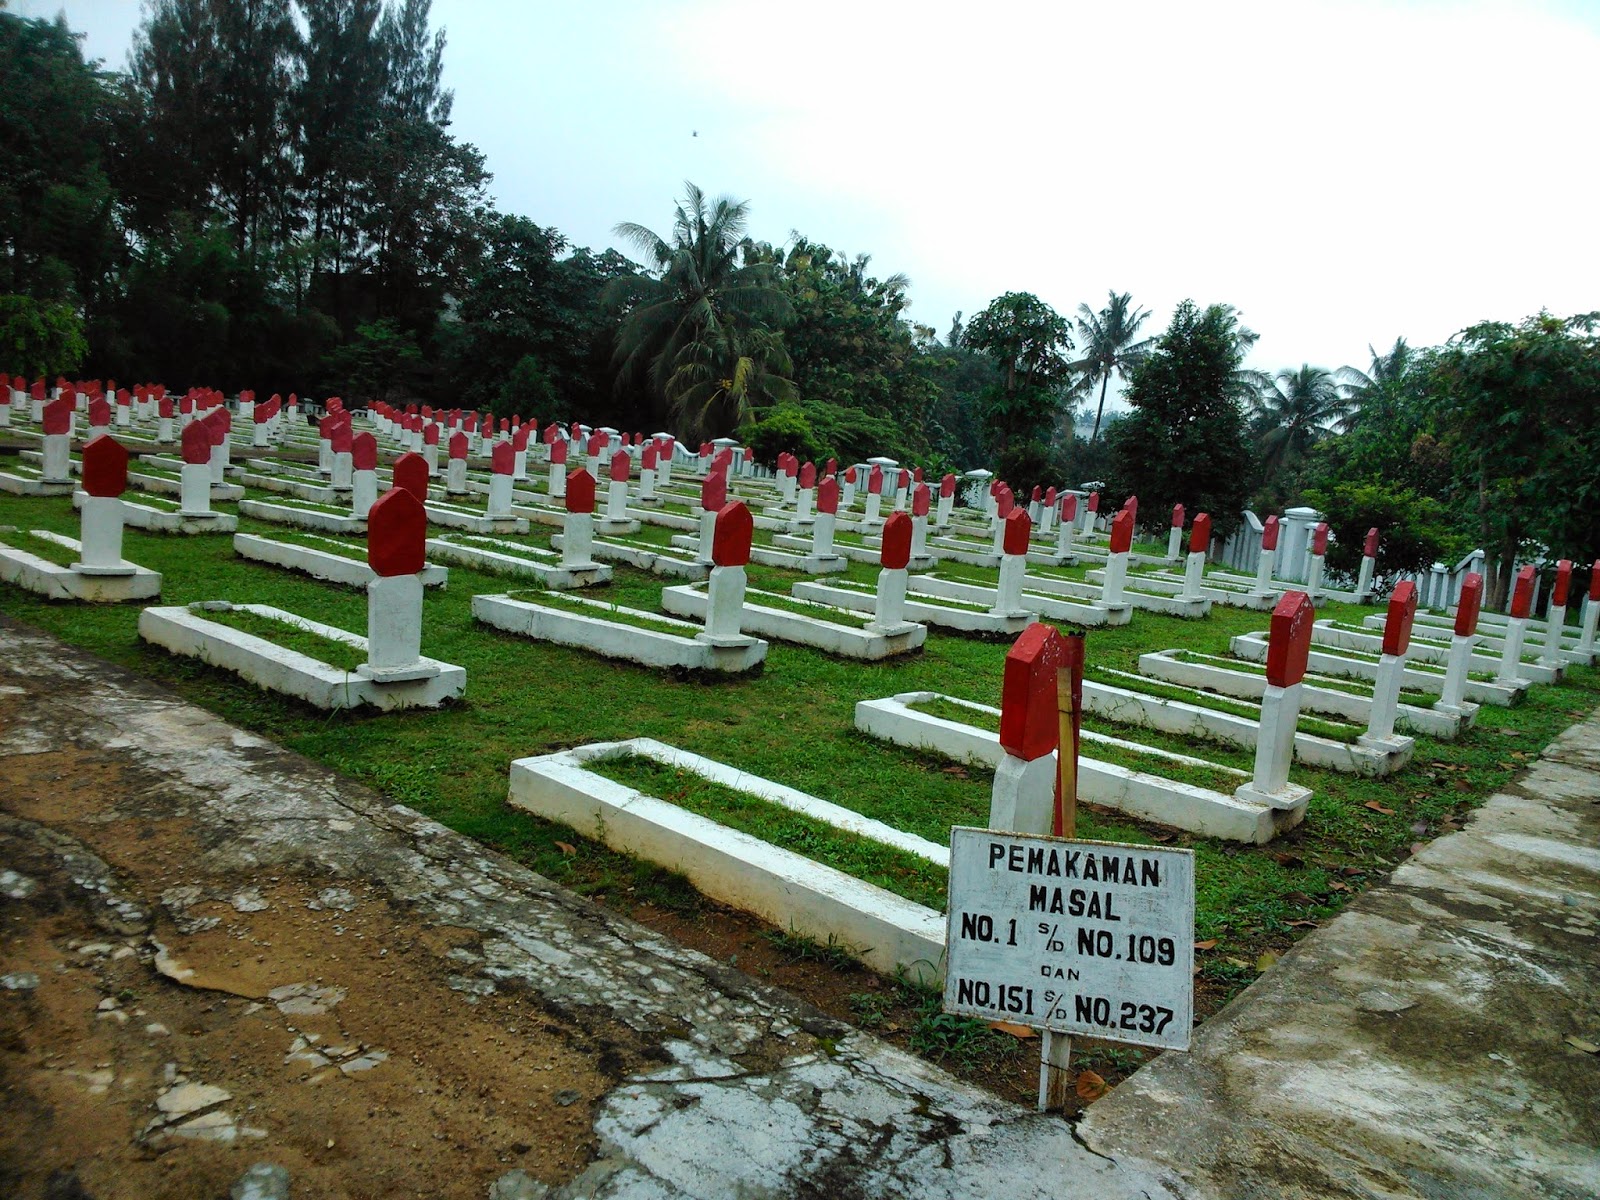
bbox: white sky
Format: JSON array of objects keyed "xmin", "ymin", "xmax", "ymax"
[{"xmin": 21, "ymin": 0, "xmax": 1600, "ymax": 380}]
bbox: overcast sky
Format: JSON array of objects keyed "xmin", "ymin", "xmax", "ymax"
[{"xmin": 21, "ymin": 0, "xmax": 1600, "ymax": 380}]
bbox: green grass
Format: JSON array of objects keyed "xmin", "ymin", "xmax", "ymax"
[
  {"xmin": 247, "ymin": 529, "xmax": 368, "ymax": 561},
  {"xmin": 590, "ymin": 754, "xmax": 948, "ymax": 911},
  {"xmin": 198, "ymin": 604, "xmax": 368, "ymax": 671},
  {"xmin": 0, "ymin": 527, "xmax": 79, "ymax": 567},
  {"xmin": 2, "ymin": 482, "xmax": 1597, "ymax": 1051},
  {"xmin": 1083, "ymin": 666, "xmax": 1361, "ymax": 744},
  {"xmin": 745, "ymin": 588, "xmax": 877, "ymax": 629}
]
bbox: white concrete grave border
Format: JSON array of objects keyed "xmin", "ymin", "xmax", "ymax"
[
  {"xmin": 508, "ymin": 738, "xmax": 946, "ymax": 981},
  {"xmin": 138, "ymin": 602, "xmax": 464, "ymax": 711},
  {"xmin": 72, "ymin": 489, "xmax": 236, "ymax": 534},
  {"xmin": 660, "ymin": 582, "xmax": 926, "ymax": 660},
  {"xmin": 471, "ymin": 591, "xmax": 767, "ymax": 674},
  {"xmin": 854, "ymin": 692, "xmax": 1298, "ymax": 844},
  {"xmin": 234, "ymin": 533, "xmax": 448, "ymax": 589},
  {"xmin": 792, "ymin": 578, "xmax": 1036, "ymax": 637},
  {"xmin": 1228, "ymin": 629, "xmax": 1528, "ymax": 707},
  {"xmin": 0, "ymin": 528, "xmax": 162, "ymax": 602}
]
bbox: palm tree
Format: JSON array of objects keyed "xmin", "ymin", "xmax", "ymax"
[
  {"xmin": 1252, "ymin": 365, "xmax": 1353, "ymax": 483},
  {"xmin": 1335, "ymin": 338, "xmax": 1412, "ymax": 433},
  {"xmin": 664, "ymin": 323, "xmax": 798, "ymax": 436},
  {"xmin": 1072, "ymin": 291, "xmax": 1155, "ymax": 443},
  {"xmin": 610, "ymin": 182, "xmax": 793, "ymax": 435}
]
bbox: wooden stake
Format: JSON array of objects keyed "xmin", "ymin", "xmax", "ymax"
[{"xmin": 1042, "ymin": 627, "xmax": 1086, "ymax": 1108}]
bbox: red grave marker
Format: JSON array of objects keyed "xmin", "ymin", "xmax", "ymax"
[
  {"xmin": 1045, "ymin": 487, "xmax": 1057, "ymax": 506},
  {"xmin": 448, "ymin": 432, "xmax": 468, "ymax": 460},
  {"xmin": 1455, "ymin": 572, "xmax": 1484, "ymax": 637},
  {"xmin": 513, "ymin": 425, "xmax": 531, "ymax": 451},
  {"xmin": 868, "ymin": 465, "xmax": 883, "ymax": 493},
  {"xmin": 180, "ymin": 420, "xmax": 211, "ymax": 464},
  {"xmin": 914, "ymin": 467, "xmax": 924, "ymax": 483},
  {"xmin": 492, "ymin": 440, "xmax": 514, "ymax": 475},
  {"xmin": 799, "ymin": 462, "xmax": 816, "ymax": 489},
  {"xmin": 1383, "ymin": 580, "xmax": 1418, "ymax": 656},
  {"xmin": 826, "ymin": 458, "xmax": 838, "ymax": 474},
  {"xmin": 1171, "ymin": 503, "xmax": 1185, "ymax": 528},
  {"xmin": 423, "ymin": 423, "xmax": 440, "ymax": 446},
  {"xmin": 1108, "ymin": 509, "xmax": 1134, "ymax": 555},
  {"xmin": 1591, "ymin": 560, "xmax": 1600, "ymax": 603},
  {"xmin": 817, "ymin": 476, "xmax": 840, "ymax": 515},
  {"xmin": 912, "ymin": 483, "xmax": 930, "ymax": 517},
  {"xmin": 844, "ymin": 466, "xmax": 858, "ymax": 484},
  {"xmin": 549, "ymin": 437, "xmax": 567, "ymax": 464},
  {"xmin": 642, "ymin": 445, "xmax": 658, "ymax": 470},
  {"xmin": 1030, "ymin": 485, "xmax": 1042, "ymax": 503},
  {"xmin": 1510, "ymin": 564, "xmax": 1536, "ymax": 619},
  {"xmin": 880, "ymin": 511, "xmax": 912, "ymax": 569},
  {"xmin": 1265, "ymin": 590, "xmax": 1315, "ymax": 688},
  {"xmin": 1190, "ymin": 512, "xmax": 1212, "ymax": 554},
  {"xmin": 367, "ymin": 487, "xmax": 427, "ymax": 577},
  {"xmin": 712, "ymin": 501, "xmax": 753, "ymax": 567},
  {"xmin": 1060, "ymin": 493, "xmax": 1077, "ymax": 521},
  {"xmin": 1087, "ymin": 491, "xmax": 1100, "ymax": 513},
  {"xmin": 1552, "ymin": 559, "xmax": 1572, "ymax": 607},
  {"xmin": 701, "ymin": 470, "xmax": 726, "ymax": 512},
  {"xmin": 329, "ymin": 420, "xmax": 352, "ymax": 454},
  {"xmin": 158, "ymin": 397, "xmax": 174, "ymax": 418},
  {"xmin": 998, "ymin": 622, "xmax": 1065, "ymax": 762},
  {"xmin": 898, "ymin": 469, "xmax": 911, "ymax": 490},
  {"xmin": 566, "ymin": 468, "xmax": 597, "ymax": 514},
  {"xmin": 1261, "ymin": 515, "xmax": 1280, "ymax": 552},
  {"xmin": 352, "ymin": 432, "xmax": 378, "ymax": 471},
  {"xmin": 589, "ymin": 432, "xmax": 608, "ymax": 456},
  {"xmin": 88, "ymin": 397, "xmax": 110, "ymax": 426},
  {"xmin": 1003, "ymin": 508, "xmax": 1032, "ymax": 555},
  {"xmin": 1312, "ymin": 522, "xmax": 1330, "ymax": 555},
  {"xmin": 392, "ymin": 453, "xmax": 429, "ymax": 502},
  {"xmin": 996, "ymin": 489, "xmax": 1014, "ymax": 519},
  {"xmin": 42, "ymin": 397, "xmax": 72, "ymax": 435},
  {"xmin": 81, "ymin": 435, "xmax": 128, "ymax": 498},
  {"xmin": 610, "ymin": 450, "xmax": 630, "ymax": 482},
  {"xmin": 1364, "ymin": 528, "xmax": 1380, "ymax": 558}
]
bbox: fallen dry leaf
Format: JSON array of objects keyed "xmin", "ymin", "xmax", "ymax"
[
  {"xmin": 1284, "ymin": 891, "xmax": 1316, "ymax": 907},
  {"xmin": 1075, "ymin": 1070, "xmax": 1108, "ymax": 1102},
  {"xmin": 1285, "ymin": 919, "xmax": 1318, "ymax": 929},
  {"xmin": 1364, "ymin": 801, "xmax": 1396, "ymax": 815},
  {"xmin": 1272, "ymin": 852, "xmax": 1304, "ymax": 868},
  {"xmin": 1329, "ymin": 881, "xmax": 1350, "ymax": 892},
  {"xmin": 1224, "ymin": 956, "xmax": 1250, "ymax": 969},
  {"xmin": 1564, "ymin": 1036, "xmax": 1600, "ymax": 1054},
  {"xmin": 940, "ymin": 765, "xmax": 969, "ymax": 778},
  {"xmin": 554, "ymin": 841, "xmax": 577, "ymax": 856},
  {"xmin": 1255, "ymin": 951, "xmax": 1281, "ymax": 972},
  {"xmin": 1409, "ymin": 842, "xmax": 1427, "ymax": 857},
  {"xmin": 1194, "ymin": 939, "xmax": 1218, "ymax": 951},
  {"xmin": 988, "ymin": 1021, "xmax": 1038, "ymax": 1039}
]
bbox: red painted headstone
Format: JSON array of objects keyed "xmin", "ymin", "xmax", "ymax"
[
  {"xmin": 392, "ymin": 452, "xmax": 429, "ymax": 502},
  {"xmin": 1171, "ymin": 503, "xmax": 1185, "ymax": 528},
  {"xmin": 549, "ymin": 436, "xmax": 567, "ymax": 464},
  {"xmin": 513, "ymin": 425, "xmax": 532, "ymax": 451},
  {"xmin": 940, "ymin": 473, "xmax": 956, "ymax": 499},
  {"xmin": 1265, "ymin": 590, "xmax": 1315, "ymax": 688},
  {"xmin": 1060, "ymin": 493, "xmax": 1078, "ymax": 521},
  {"xmin": 817, "ymin": 475, "xmax": 840, "ymax": 515},
  {"xmin": 328, "ymin": 419, "xmax": 352, "ymax": 454},
  {"xmin": 566, "ymin": 467, "xmax": 596, "ymax": 514},
  {"xmin": 642, "ymin": 444, "xmax": 658, "ymax": 470},
  {"xmin": 449, "ymin": 432, "xmax": 468, "ymax": 460},
  {"xmin": 423, "ymin": 422, "xmax": 440, "ymax": 446},
  {"xmin": 42, "ymin": 396, "xmax": 72, "ymax": 435},
  {"xmin": 367, "ymin": 486, "xmax": 426, "ymax": 577},
  {"xmin": 1190, "ymin": 512, "xmax": 1212, "ymax": 554},
  {"xmin": 880, "ymin": 511, "xmax": 912, "ymax": 569},
  {"xmin": 845, "ymin": 466, "xmax": 858, "ymax": 484},
  {"xmin": 254, "ymin": 402, "xmax": 271, "ymax": 424},
  {"xmin": 492, "ymin": 440, "xmax": 514, "ymax": 475},
  {"xmin": 1382, "ymin": 580, "xmax": 1418, "ymax": 656},
  {"xmin": 1364, "ymin": 528, "xmax": 1380, "ymax": 558},
  {"xmin": 352, "ymin": 432, "xmax": 378, "ymax": 471},
  {"xmin": 81, "ymin": 434, "xmax": 128, "ymax": 497},
  {"xmin": 998, "ymin": 622, "xmax": 1065, "ymax": 762},
  {"xmin": 826, "ymin": 457, "xmax": 838, "ymax": 475},
  {"xmin": 1003, "ymin": 508, "xmax": 1032, "ymax": 556},
  {"xmin": 996, "ymin": 489, "xmax": 1014, "ymax": 519},
  {"xmin": 1510, "ymin": 564, "xmax": 1536, "ymax": 619},
  {"xmin": 1124, "ymin": 495, "xmax": 1138, "ymax": 522},
  {"xmin": 588, "ymin": 432, "xmax": 608, "ymax": 456},
  {"xmin": 799, "ymin": 462, "xmax": 816, "ymax": 489},
  {"xmin": 701, "ymin": 469, "xmax": 726, "ymax": 512},
  {"xmin": 782, "ymin": 455, "xmax": 798, "ymax": 478},
  {"xmin": 88, "ymin": 397, "xmax": 110, "ymax": 426},
  {"xmin": 1045, "ymin": 487, "xmax": 1057, "ymax": 506},
  {"xmin": 1030, "ymin": 485, "xmax": 1042, "ymax": 503},
  {"xmin": 1087, "ymin": 491, "xmax": 1100, "ymax": 513},
  {"xmin": 1109, "ymin": 508, "xmax": 1134, "ymax": 555},
  {"xmin": 1455, "ymin": 572, "xmax": 1484, "ymax": 637},
  {"xmin": 898, "ymin": 468, "xmax": 911, "ymax": 490},
  {"xmin": 1591, "ymin": 560, "xmax": 1600, "ymax": 603},
  {"xmin": 914, "ymin": 467, "xmax": 924, "ymax": 484},
  {"xmin": 181, "ymin": 420, "xmax": 211, "ymax": 464},
  {"xmin": 1312, "ymin": 521, "xmax": 1330, "ymax": 555},
  {"xmin": 712, "ymin": 501, "xmax": 753, "ymax": 567},
  {"xmin": 1261, "ymin": 514, "xmax": 1280, "ymax": 552},
  {"xmin": 610, "ymin": 450, "xmax": 630, "ymax": 482},
  {"xmin": 1552, "ymin": 559, "xmax": 1572, "ymax": 607},
  {"xmin": 158, "ymin": 397, "xmax": 174, "ymax": 419},
  {"xmin": 868, "ymin": 465, "xmax": 883, "ymax": 494},
  {"xmin": 912, "ymin": 483, "xmax": 931, "ymax": 518}
]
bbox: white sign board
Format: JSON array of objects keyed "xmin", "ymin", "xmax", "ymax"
[{"xmin": 943, "ymin": 827, "xmax": 1194, "ymax": 1051}]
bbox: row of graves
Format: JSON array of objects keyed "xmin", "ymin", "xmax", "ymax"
[{"xmin": 4, "ymin": 376, "xmax": 1598, "ymax": 1065}]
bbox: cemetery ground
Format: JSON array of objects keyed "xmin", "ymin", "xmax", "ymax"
[{"xmin": 5, "ymin": 479, "xmax": 1598, "ymax": 1133}]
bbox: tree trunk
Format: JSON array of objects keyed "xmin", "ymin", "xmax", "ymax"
[{"xmin": 1090, "ymin": 371, "xmax": 1110, "ymax": 443}]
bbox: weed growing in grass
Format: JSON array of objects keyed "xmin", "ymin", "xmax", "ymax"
[{"xmin": 762, "ymin": 926, "xmax": 863, "ymax": 971}]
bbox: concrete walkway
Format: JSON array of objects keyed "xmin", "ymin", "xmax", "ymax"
[{"xmin": 2, "ymin": 612, "xmax": 1596, "ymax": 1198}]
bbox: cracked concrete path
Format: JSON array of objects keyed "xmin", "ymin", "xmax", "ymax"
[
  {"xmin": 0, "ymin": 615, "xmax": 1178, "ymax": 1199},
  {"xmin": 1082, "ymin": 706, "xmax": 1600, "ymax": 1198}
]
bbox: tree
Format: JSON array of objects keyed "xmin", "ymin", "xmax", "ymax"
[
  {"xmin": 1107, "ymin": 301, "xmax": 1254, "ymax": 533},
  {"xmin": 322, "ymin": 317, "xmax": 422, "ymax": 404},
  {"xmin": 1072, "ymin": 291, "xmax": 1154, "ymax": 443},
  {"xmin": 1335, "ymin": 337, "xmax": 1413, "ymax": 434},
  {"xmin": 1432, "ymin": 311, "xmax": 1600, "ymax": 607},
  {"xmin": 963, "ymin": 292, "xmax": 1073, "ymax": 455},
  {"xmin": 610, "ymin": 182, "xmax": 793, "ymax": 437},
  {"xmin": 0, "ymin": 295, "xmax": 88, "ymax": 377},
  {"xmin": 1250, "ymin": 364, "xmax": 1352, "ymax": 507}
]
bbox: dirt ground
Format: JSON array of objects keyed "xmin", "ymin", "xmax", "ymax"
[{"xmin": 1, "ymin": 738, "xmax": 656, "ymax": 1200}]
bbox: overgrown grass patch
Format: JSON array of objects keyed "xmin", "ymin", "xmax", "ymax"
[{"xmin": 197, "ymin": 604, "xmax": 368, "ymax": 672}]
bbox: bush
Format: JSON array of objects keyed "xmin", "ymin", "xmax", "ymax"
[
  {"xmin": 739, "ymin": 405, "xmax": 829, "ymax": 468},
  {"xmin": 0, "ymin": 294, "xmax": 87, "ymax": 377},
  {"xmin": 1303, "ymin": 480, "xmax": 1459, "ymax": 580}
]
